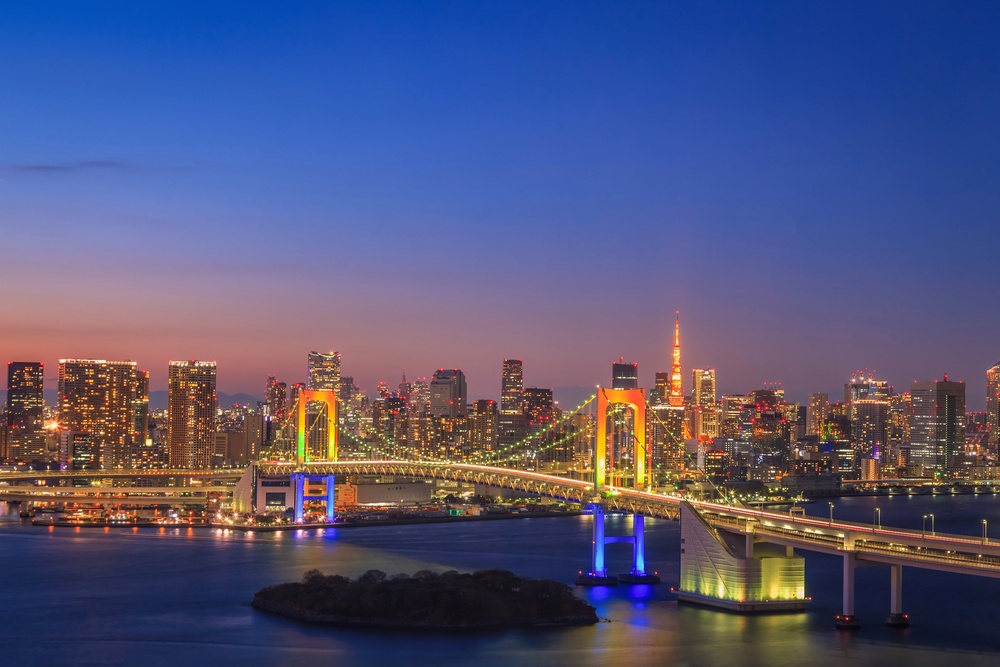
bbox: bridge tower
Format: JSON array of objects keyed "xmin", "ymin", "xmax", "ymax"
[
  {"xmin": 579, "ymin": 387, "xmax": 657, "ymax": 585},
  {"xmin": 290, "ymin": 390, "xmax": 339, "ymax": 523},
  {"xmin": 295, "ymin": 389, "xmax": 338, "ymax": 464},
  {"xmin": 595, "ymin": 387, "xmax": 647, "ymax": 491}
]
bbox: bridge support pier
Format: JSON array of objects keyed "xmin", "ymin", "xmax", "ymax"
[
  {"xmin": 885, "ymin": 564, "xmax": 909, "ymax": 627},
  {"xmin": 835, "ymin": 553, "xmax": 861, "ymax": 629},
  {"xmin": 292, "ymin": 473, "xmax": 305, "ymax": 523},
  {"xmin": 325, "ymin": 474, "xmax": 336, "ymax": 523},
  {"xmin": 676, "ymin": 502, "xmax": 805, "ymax": 612},
  {"xmin": 577, "ymin": 506, "xmax": 617, "ymax": 585},
  {"xmin": 619, "ymin": 514, "xmax": 660, "ymax": 584}
]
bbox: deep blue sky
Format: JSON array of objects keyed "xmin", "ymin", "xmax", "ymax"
[{"xmin": 2, "ymin": 2, "xmax": 999, "ymax": 406}]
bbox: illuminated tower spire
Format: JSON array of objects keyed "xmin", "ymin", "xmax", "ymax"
[{"xmin": 669, "ymin": 311, "xmax": 684, "ymax": 407}]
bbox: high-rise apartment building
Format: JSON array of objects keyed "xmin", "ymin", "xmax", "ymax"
[
  {"xmin": 988, "ymin": 361, "xmax": 1000, "ymax": 449},
  {"xmin": 429, "ymin": 369, "xmax": 467, "ymax": 418},
  {"xmin": 469, "ymin": 399, "xmax": 499, "ymax": 455},
  {"xmin": 807, "ymin": 393, "xmax": 829, "ymax": 436},
  {"xmin": 499, "ymin": 359, "xmax": 527, "ymax": 449},
  {"xmin": 135, "ymin": 369, "xmax": 150, "ymax": 447},
  {"xmin": 58, "ymin": 359, "xmax": 143, "ymax": 469},
  {"xmin": 6, "ymin": 362, "xmax": 45, "ymax": 460},
  {"xmin": 910, "ymin": 376, "xmax": 965, "ymax": 474},
  {"xmin": 265, "ymin": 375, "xmax": 288, "ymax": 425},
  {"xmin": 167, "ymin": 360, "xmax": 217, "ymax": 469}
]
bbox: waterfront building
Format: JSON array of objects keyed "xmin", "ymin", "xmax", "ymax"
[
  {"xmin": 6, "ymin": 361, "xmax": 45, "ymax": 461},
  {"xmin": 58, "ymin": 359, "xmax": 143, "ymax": 470},
  {"xmin": 167, "ymin": 360, "xmax": 217, "ymax": 469}
]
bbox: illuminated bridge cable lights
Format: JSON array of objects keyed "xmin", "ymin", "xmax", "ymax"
[
  {"xmin": 644, "ymin": 399, "xmax": 732, "ymax": 505},
  {"xmin": 470, "ymin": 394, "xmax": 597, "ymax": 465}
]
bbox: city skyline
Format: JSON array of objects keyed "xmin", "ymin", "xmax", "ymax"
[{"xmin": 3, "ymin": 3, "xmax": 1000, "ymax": 406}]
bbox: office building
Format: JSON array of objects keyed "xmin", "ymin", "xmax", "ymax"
[
  {"xmin": 307, "ymin": 351, "xmax": 341, "ymax": 391},
  {"xmin": 691, "ymin": 368, "xmax": 718, "ymax": 438},
  {"xmin": 429, "ymin": 369, "xmax": 467, "ymax": 418},
  {"xmin": 910, "ymin": 376, "xmax": 966, "ymax": 474},
  {"xmin": 501, "ymin": 359, "xmax": 524, "ymax": 414},
  {"xmin": 612, "ymin": 360, "xmax": 638, "ymax": 390}
]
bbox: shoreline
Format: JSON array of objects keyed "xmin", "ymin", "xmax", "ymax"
[
  {"xmin": 214, "ymin": 510, "xmax": 584, "ymax": 532},
  {"xmin": 251, "ymin": 596, "xmax": 597, "ymax": 631}
]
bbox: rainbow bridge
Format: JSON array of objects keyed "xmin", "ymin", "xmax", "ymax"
[{"xmin": 247, "ymin": 460, "xmax": 1000, "ymax": 629}]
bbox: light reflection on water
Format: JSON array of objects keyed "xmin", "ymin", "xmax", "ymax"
[{"xmin": 2, "ymin": 499, "xmax": 1000, "ymax": 666}]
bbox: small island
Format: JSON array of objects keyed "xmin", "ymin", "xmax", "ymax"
[{"xmin": 252, "ymin": 568, "xmax": 598, "ymax": 629}]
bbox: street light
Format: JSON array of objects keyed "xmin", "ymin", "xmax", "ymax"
[
  {"xmin": 929, "ymin": 513, "xmax": 935, "ymax": 536},
  {"xmin": 874, "ymin": 507, "xmax": 881, "ymax": 532},
  {"xmin": 828, "ymin": 502, "xmax": 834, "ymax": 525},
  {"xmin": 983, "ymin": 519, "xmax": 988, "ymax": 544},
  {"xmin": 922, "ymin": 514, "xmax": 928, "ymax": 537}
]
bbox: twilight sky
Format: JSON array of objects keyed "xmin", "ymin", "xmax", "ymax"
[{"xmin": 2, "ymin": 2, "xmax": 1000, "ymax": 407}]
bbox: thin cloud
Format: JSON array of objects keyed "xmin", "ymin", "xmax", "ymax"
[{"xmin": 9, "ymin": 160, "xmax": 131, "ymax": 172}]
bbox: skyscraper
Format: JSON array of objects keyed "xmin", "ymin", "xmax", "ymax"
[
  {"xmin": 807, "ymin": 393, "xmax": 830, "ymax": 436},
  {"xmin": 265, "ymin": 375, "xmax": 288, "ymax": 425},
  {"xmin": 910, "ymin": 376, "xmax": 966, "ymax": 475},
  {"xmin": 307, "ymin": 351, "xmax": 341, "ymax": 391},
  {"xmin": 167, "ymin": 360, "xmax": 217, "ymax": 469},
  {"xmin": 501, "ymin": 359, "xmax": 524, "ymax": 415},
  {"xmin": 469, "ymin": 399, "xmax": 499, "ymax": 455},
  {"xmin": 853, "ymin": 399, "xmax": 889, "ymax": 461},
  {"xmin": 58, "ymin": 359, "xmax": 142, "ymax": 470},
  {"xmin": 612, "ymin": 360, "xmax": 639, "ymax": 390},
  {"xmin": 429, "ymin": 369, "xmax": 467, "ymax": 418},
  {"xmin": 6, "ymin": 362, "xmax": 45, "ymax": 460},
  {"xmin": 691, "ymin": 368, "xmax": 718, "ymax": 438},
  {"xmin": 499, "ymin": 359, "xmax": 527, "ymax": 449},
  {"xmin": 988, "ymin": 361, "xmax": 1000, "ymax": 450}
]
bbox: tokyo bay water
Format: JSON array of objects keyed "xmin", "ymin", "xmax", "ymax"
[{"xmin": 4, "ymin": 495, "xmax": 1000, "ymax": 667}]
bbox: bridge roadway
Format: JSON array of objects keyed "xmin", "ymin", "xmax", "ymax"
[
  {"xmin": 8, "ymin": 461, "xmax": 1000, "ymax": 579},
  {"xmin": 260, "ymin": 461, "xmax": 1000, "ymax": 578},
  {"xmin": 0, "ymin": 469, "xmax": 241, "ymax": 483}
]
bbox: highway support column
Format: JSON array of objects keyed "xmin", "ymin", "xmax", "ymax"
[
  {"xmin": 836, "ymin": 552, "xmax": 861, "ymax": 629},
  {"xmin": 885, "ymin": 564, "xmax": 909, "ymax": 627}
]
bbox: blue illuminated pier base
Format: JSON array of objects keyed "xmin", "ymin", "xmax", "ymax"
[
  {"xmin": 291, "ymin": 473, "xmax": 336, "ymax": 524},
  {"xmin": 577, "ymin": 506, "xmax": 660, "ymax": 586}
]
